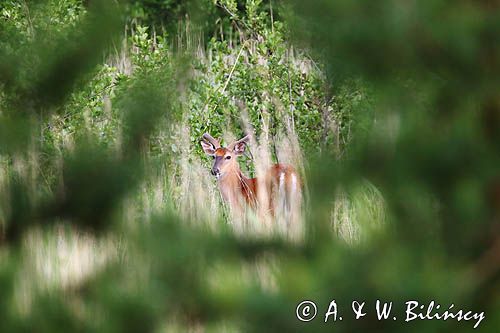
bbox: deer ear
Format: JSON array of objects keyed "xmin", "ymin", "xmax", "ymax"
[
  {"xmin": 232, "ymin": 141, "xmax": 247, "ymax": 156},
  {"xmin": 200, "ymin": 140, "xmax": 215, "ymax": 156},
  {"xmin": 231, "ymin": 134, "xmax": 250, "ymax": 156}
]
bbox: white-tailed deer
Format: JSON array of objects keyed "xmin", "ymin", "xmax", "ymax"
[{"xmin": 200, "ymin": 133, "xmax": 302, "ymax": 226}]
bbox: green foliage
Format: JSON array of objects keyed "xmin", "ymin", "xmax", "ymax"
[
  {"xmin": 0, "ymin": 0, "xmax": 498, "ymax": 332},
  {"xmin": 188, "ymin": 1, "xmax": 366, "ymax": 154},
  {"xmin": 125, "ymin": 0, "xmax": 192, "ymax": 26}
]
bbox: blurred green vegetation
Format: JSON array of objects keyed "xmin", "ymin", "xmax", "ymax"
[{"xmin": 0, "ymin": 0, "xmax": 499, "ymax": 332}]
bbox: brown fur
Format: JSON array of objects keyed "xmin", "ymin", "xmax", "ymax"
[
  {"xmin": 217, "ymin": 163, "xmax": 299, "ymax": 213},
  {"xmin": 201, "ymin": 133, "xmax": 302, "ymax": 217}
]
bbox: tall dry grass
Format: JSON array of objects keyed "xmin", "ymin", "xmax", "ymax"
[
  {"xmin": 0, "ymin": 31, "xmax": 387, "ymax": 321},
  {"xmin": 167, "ymin": 106, "xmax": 306, "ymax": 241}
]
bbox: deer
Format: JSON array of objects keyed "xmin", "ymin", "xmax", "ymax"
[{"xmin": 200, "ymin": 133, "xmax": 302, "ymax": 229}]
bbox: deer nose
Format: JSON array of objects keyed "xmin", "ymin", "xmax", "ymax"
[{"xmin": 211, "ymin": 167, "xmax": 220, "ymax": 177}]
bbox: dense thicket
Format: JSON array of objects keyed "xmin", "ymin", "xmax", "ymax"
[{"xmin": 0, "ymin": 0, "xmax": 498, "ymax": 332}]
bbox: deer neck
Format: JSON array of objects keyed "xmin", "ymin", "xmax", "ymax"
[{"xmin": 217, "ymin": 167, "xmax": 254, "ymax": 205}]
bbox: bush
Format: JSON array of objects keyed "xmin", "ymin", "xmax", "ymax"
[{"xmin": 0, "ymin": 1, "xmax": 498, "ymax": 332}]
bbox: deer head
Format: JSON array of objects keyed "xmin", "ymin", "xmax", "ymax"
[{"xmin": 200, "ymin": 133, "xmax": 250, "ymax": 179}]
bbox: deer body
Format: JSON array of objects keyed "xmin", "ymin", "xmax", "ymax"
[{"xmin": 200, "ymin": 133, "xmax": 301, "ymax": 217}]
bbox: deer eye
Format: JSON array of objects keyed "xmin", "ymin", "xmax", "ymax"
[{"xmin": 225, "ymin": 155, "xmax": 231, "ymax": 160}]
